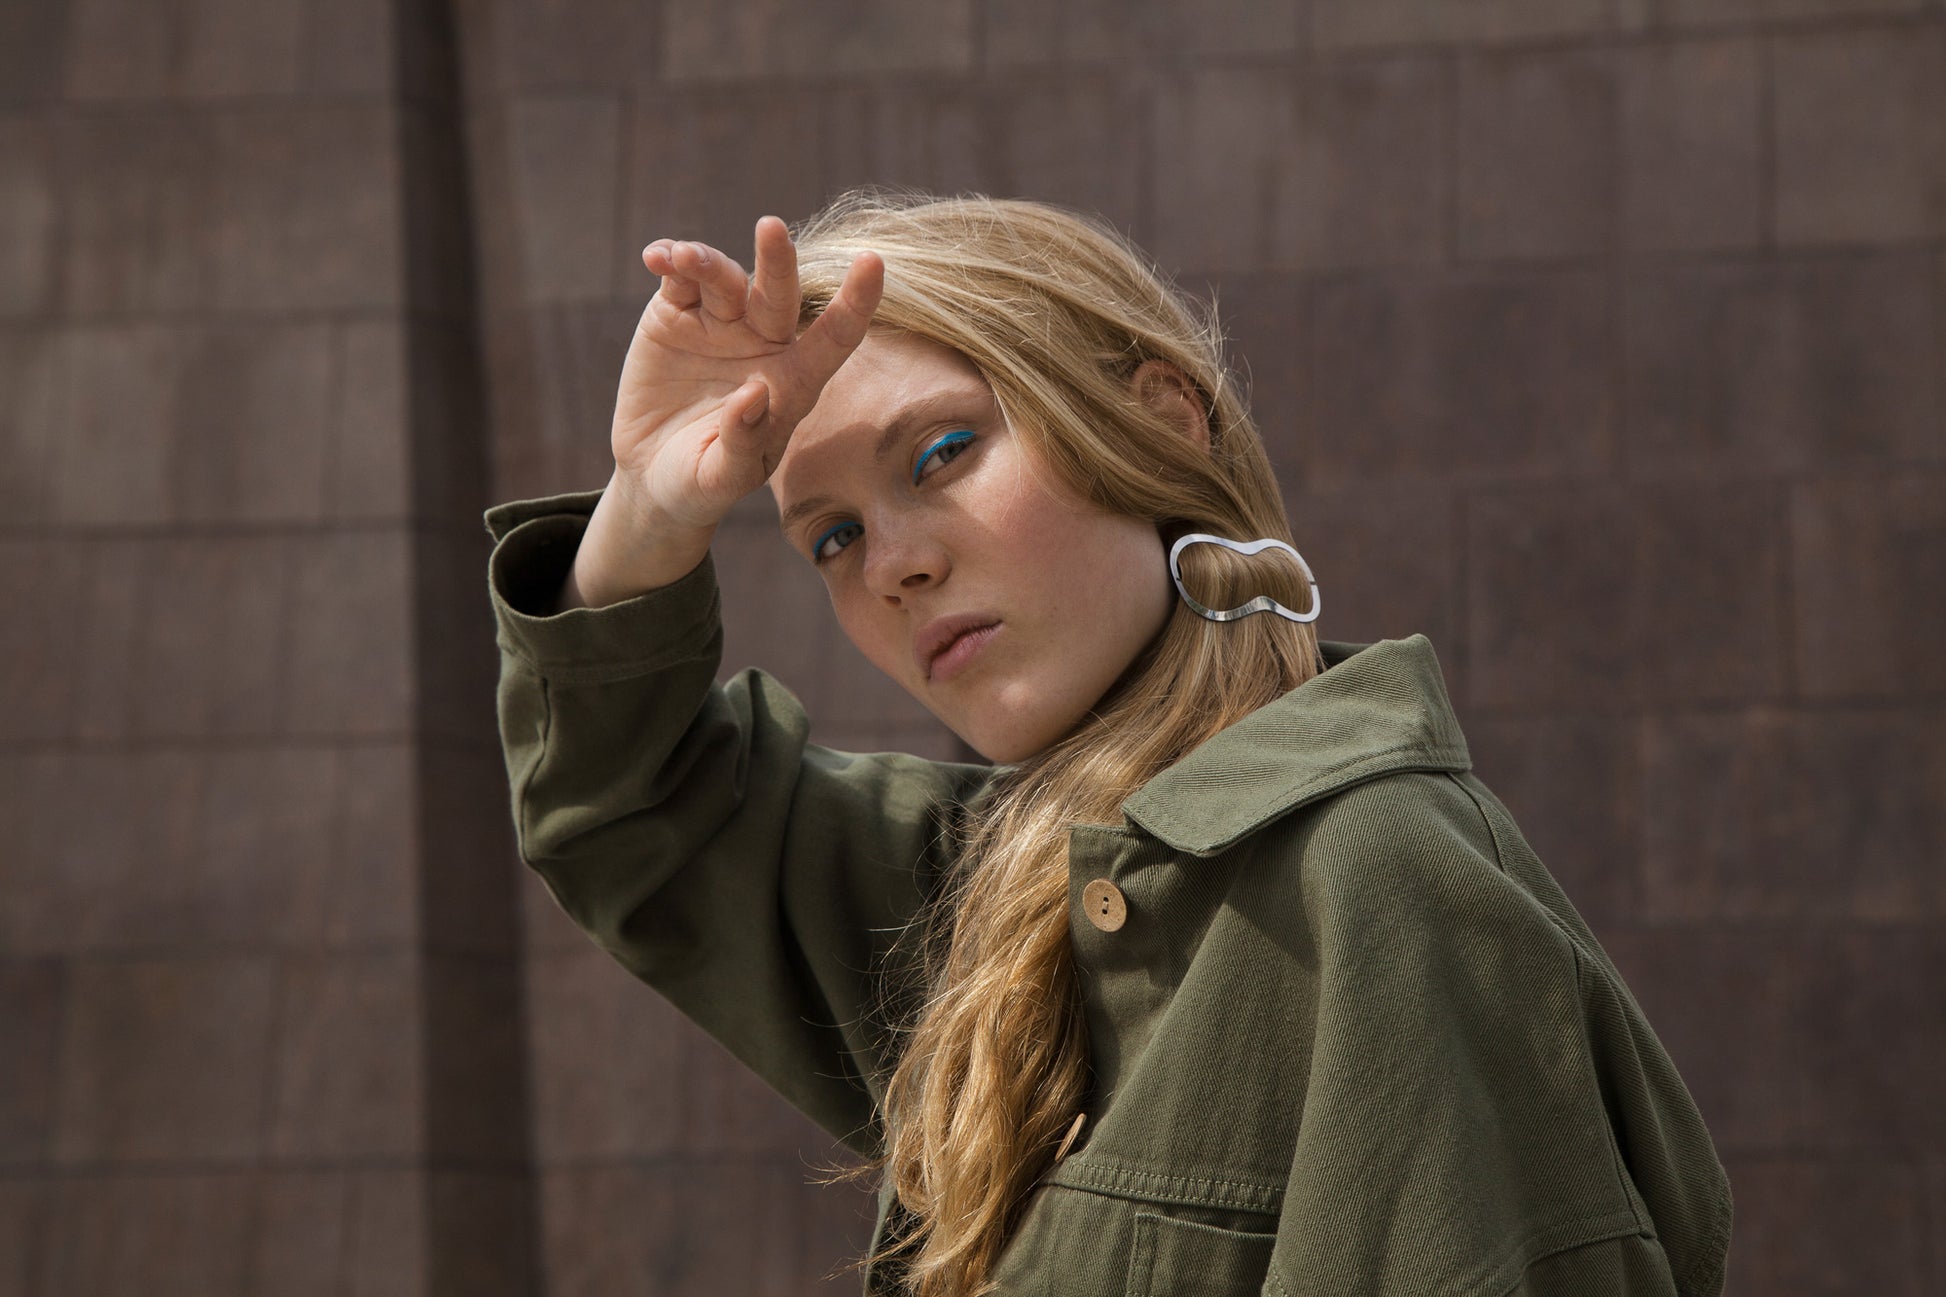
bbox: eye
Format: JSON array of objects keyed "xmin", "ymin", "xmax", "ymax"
[
  {"xmin": 811, "ymin": 520, "xmax": 862, "ymax": 564},
  {"xmin": 912, "ymin": 430, "xmax": 975, "ymax": 485}
]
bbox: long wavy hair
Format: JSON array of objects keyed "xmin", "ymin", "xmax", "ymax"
[{"xmin": 791, "ymin": 190, "xmax": 1323, "ymax": 1296}]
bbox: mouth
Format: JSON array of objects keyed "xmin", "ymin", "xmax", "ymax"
[{"xmin": 917, "ymin": 615, "xmax": 1002, "ymax": 683}]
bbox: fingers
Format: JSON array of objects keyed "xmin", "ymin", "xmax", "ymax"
[
  {"xmin": 744, "ymin": 216, "xmax": 798, "ymax": 344},
  {"xmin": 644, "ymin": 239, "xmax": 748, "ymax": 320},
  {"xmin": 634, "ymin": 230, "xmax": 883, "ymax": 488},
  {"xmin": 686, "ymin": 243, "xmax": 750, "ymax": 320},
  {"xmin": 643, "ymin": 240, "xmax": 699, "ymax": 310},
  {"xmin": 789, "ymin": 250, "xmax": 884, "ymax": 391}
]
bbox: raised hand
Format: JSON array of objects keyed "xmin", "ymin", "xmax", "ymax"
[{"xmin": 564, "ymin": 216, "xmax": 883, "ymax": 610}]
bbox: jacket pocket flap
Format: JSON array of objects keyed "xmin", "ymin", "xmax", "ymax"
[{"xmin": 1127, "ymin": 1212, "xmax": 1276, "ymax": 1297}]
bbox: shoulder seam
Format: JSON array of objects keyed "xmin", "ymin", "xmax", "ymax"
[
  {"xmin": 1441, "ymin": 771, "xmax": 1603, "ymax": 975},
  {"xmin": 1442, "ymin": 770, "xmax": 1511, "ymax": 877}
]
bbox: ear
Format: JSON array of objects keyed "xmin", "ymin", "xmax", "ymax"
[{"xmin": 1130, "ymin": 359, "xmax": 1211, "ymax": 451}]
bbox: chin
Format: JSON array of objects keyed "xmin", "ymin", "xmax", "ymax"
[
  {"xmin": 924, "ymin": 677, "xmax": 1106, "ymax": 765},
  {"xmin": 969, "ymin": 736, "xmax": 1035, "ymax": 765},
  {"xmin": 936, "ymin": 714, "xmax": 1022, "ymax": 765},
  {"xmin": 951, "ymin": 707, "xmax": 1086, "ymax": 766}
]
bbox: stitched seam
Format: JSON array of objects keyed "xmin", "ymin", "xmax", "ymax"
[
  {"xmin": 1127, "ymin": 1214, "xmax": 1158, "ymax": 1297},
  {"xmin": 1263, "ymin": 1212, "xmax": 1643, "ymax": 1297},
  {"xmin": 1437, "ymin": 772, "xmax": 1666, "ymax": 1295},
  {"xmin": 1444, "ymin": 771, "xmax": 1603, "ymax": 966},
  {"xmin": 1573, "ymin": 940, "xmax": 1652, "ymax": 1235},
  {"xmin": 1063, "ymin": 1159, "xmax": 1283, "ymax": 1197},
  {"xmin": 1672, "ymin": 1187, "xmax": 1736, "ymax": 1297},
  {"xmin": 1448, "ymin": 771, "xmax": 1649, "ymax": 1233},
  {"xmin": 512, "ymin": 673, "xmax": 552, "ymax": 865},
  {"xmin": 1053, "ymin": 1176, "xmax": 1281, "ymax": 1215},
  {"xmin": 499, "ymin": 646, "xmax": 717, "ymax": 686},
  {"xmin": 1482, "ymin": 1214, "xmax": 1651, "ymax": 1297},
  {"xmin": 1444, "ymin": 770, "xmax": 1511, "ymax": 876},
  {"xmin": 1049, "ymin": 1160, "xmax": 1284, "ymax": 1213}
]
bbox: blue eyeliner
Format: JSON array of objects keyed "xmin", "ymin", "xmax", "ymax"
[
  {"xmin": 811, "ymin": 521, "xmax": 857, "ymax": 563},
  {"xmin": 913, "ymin": 430, "xmax": 975, "ymax": 485}
]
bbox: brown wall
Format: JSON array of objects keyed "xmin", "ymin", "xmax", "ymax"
[
  {"xmin": 0, "ymin": 2, "xmax": 535, "ymax": 1294},
  {"xmin": 3, "ymin": 0, "xmax": 1943, "ymax": 1294}
]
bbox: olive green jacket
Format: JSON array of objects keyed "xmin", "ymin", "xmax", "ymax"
[{"xmin": 487, "ymin": 491, "xmax": 1734, "ymax": 1297}]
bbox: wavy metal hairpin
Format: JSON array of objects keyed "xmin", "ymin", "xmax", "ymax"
[{"xmin": 1168, "ymin": 533, "xmax": 1321, "ymax": 624}]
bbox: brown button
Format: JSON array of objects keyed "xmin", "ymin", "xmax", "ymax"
[
  {"xmin": 1054, "ymin": 1111, "xmax": 1087, "ymax": 1161},
  {"xmin": 1081, "ymin": 879, "xmax": 1127, "ymax": 932}
]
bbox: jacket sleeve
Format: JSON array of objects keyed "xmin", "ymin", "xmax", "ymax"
[
  {"xmin": 1261, "ymin": 773, "xmax": 1733, "ymax": 1297},
  {"xmin": 486, "ymin": 490, "xmax": 994, "ymax": 1156}
]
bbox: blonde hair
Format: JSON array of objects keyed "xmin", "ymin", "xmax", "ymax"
[{"xmin": 791, "ymin": 190, "xmax": 1323, "ymax": 1296}]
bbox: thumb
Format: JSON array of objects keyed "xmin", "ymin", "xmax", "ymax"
[
  {"xmin": 723, "ymin": 378, "xmax": 770, "ymax": 433},
  {"xmin": 715, "ymin": 378, "xmax": 791, "ymax": 482}
]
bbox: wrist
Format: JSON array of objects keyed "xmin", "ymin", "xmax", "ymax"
[{"xmin": 562, "ymin": 473, "xmax": 716, "ymax": 611}]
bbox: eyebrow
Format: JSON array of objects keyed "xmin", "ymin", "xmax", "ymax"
[{"xmin": 776, "ymin": 388, "xmax": 991, "ymax": 536}]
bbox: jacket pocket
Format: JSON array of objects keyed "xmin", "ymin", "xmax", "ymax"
[{"xmin": 1126, "ymin": 1212, "xmax": 1276, "ymax": 1297}]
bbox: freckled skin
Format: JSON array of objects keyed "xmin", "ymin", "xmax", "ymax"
[{"xmin": 770, "ymin": 332, "xmax": 1174, "ymax": 764}]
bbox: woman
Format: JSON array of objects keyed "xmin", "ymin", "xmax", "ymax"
[{"xmin": 486, "ymin": 191, "xmax": 1733, "ymax": 1296}]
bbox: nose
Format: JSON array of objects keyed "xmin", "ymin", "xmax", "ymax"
[{"xmin": 861, "ymin": 516, "xmax": 949, "ymax": 604}]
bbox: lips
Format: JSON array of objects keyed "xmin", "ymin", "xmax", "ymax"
[{"xmin": 916, "ymin": 614, "xmax": 1001, "ymax": 682}]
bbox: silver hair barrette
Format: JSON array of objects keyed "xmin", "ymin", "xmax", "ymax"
[{"xmin": 1168, "ymin": 533, "xmax": 1321, "ymax": 624}]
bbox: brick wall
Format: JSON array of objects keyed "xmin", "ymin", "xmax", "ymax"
[
  {"xmin": 3, "ymin": 0, "xmax": 1941, "ymax": 1294},
  {"xmin": 0, "ymin": 2, "xmax": 533, "ymax": 1295}
]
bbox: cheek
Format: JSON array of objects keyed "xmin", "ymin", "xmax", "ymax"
[
  {"xmin": 977, "ymin": 465, "xmax": 1090, "ymax": 561},
  {"xmin": 987, "ymin": 483, "xmax": 1170, "ymax": 642},
  {"xmin": 1021, "ymin": 502, "xmax": 1162, "ymax": 600},
  {"xmin": 827, "ymin": 586, "xmax": 909, "ymax": 681}
]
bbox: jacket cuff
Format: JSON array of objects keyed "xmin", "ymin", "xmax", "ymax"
[{"xmin": 484, "ymin": 490, "xmax": 721, "ymax": 677}]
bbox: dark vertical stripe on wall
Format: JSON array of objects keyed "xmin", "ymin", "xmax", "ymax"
[{"xmin": 396, "ymin": 1, "xmax": 541, "ymax": 1294}]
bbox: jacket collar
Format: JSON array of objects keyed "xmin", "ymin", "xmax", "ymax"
[{"xmin": 1119, "ymin": 634, "xmax": 1472, "ymax": 857}]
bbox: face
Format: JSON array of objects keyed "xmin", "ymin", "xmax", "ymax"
[{"xmin": 770, "ymin": 330, "xmax": 1175, "ymax": 763}]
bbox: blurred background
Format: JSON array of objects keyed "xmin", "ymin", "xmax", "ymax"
[{"xmin": 2, "ymin": 0, "xmax": 1942, "ymax": 1293}]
